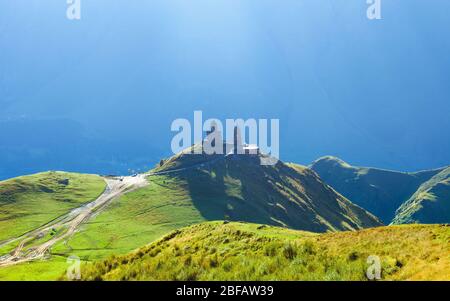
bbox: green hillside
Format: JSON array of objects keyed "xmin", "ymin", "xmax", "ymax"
[
  {"xmin": 79, "ymin": 221, "xmax": 450, "ymax": 281},
  {"xmin": 392, "ymin": 167, "xmax": 450, "ymax": 224},
  {"xmin": 50, "ymin": 174, "xmax": 207, "ymax": 261},
  {"xmin": 155, "ymin": 150, "xmax": 382, "ymax": 233},
  {"xmin": 0, "ymin": 152, "xmax": 447, "ymax": 281},
  {"xmin": 0, "ymin": 171, "xmax": 106, "ymax": 243},
  {"xmin": 50, "ymin": 151, "xmax": 380, "ymax": 265},
  {"xmin": 0, "ymin": 151, "xmax": 380, "ymax": 280},
  {"xmin": 310, "ymin": 156, "xmax": 444, "ymax": 223}
]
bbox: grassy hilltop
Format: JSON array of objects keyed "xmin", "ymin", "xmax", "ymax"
[
  {"xmin": 0, "ymin": 171, "xmax": 106, "ymax": 243},
  {"xmin": 79, "ymin": 221, "xmax": 450, "ymax": 281},
  {"xmin": 0, "ymin": 172, "xmax": 106, "ymax": 280}
]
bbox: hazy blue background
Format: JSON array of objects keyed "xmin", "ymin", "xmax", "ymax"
[{"xmin": 1, "ymin": 0, "xmax": 449, "ymax": 179}]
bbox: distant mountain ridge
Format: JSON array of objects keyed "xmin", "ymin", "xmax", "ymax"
[
  {"xmin": 392, "ymin": 167, "xmax": 450, "ymax": 224},
  {"xmin": 310, "ymin": 156, "xmax": 449, "ymax": 224}
]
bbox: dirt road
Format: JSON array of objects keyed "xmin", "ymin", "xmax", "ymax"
[{"xmin": 0, "ymin": 175, "xmax": 148, "ymax": 267}]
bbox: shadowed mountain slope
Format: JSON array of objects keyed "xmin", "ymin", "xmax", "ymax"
[
  {"xmin": 152, "ymin": 148, "xmax": 382, "ymax": 233},
  {"xmin": 310, "ymin": 156, "xmax": 445, "ymax": 223},
  {"xmin": 392, "ymin": 167, "xmax": 450, "ymax": 224}
]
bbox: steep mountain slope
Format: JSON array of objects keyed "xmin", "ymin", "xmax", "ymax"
[
  {"xmin": 310, "ymin": 156, "xmax": 445, "ymax": 223},
  {"xmin": 0, "ymin": 171, "xmax": 106, "ymax": 242},
  {"xmin": 156, "ymin": 152, "xmax": 382, "ymax": 233},
  {"xmin": 392, "ymin": 167, "xmax": 450, "ymax": 224},
  {"xmin": 79, "ymin": 221, "xmax": 450, "ymax": 281}
]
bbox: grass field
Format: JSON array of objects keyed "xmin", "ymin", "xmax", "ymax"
[
  {"xmin": 0, "ymin": 171, "xmax": 106, "ymax": 243},
  {"xmin": 0, "ymin": 174, "xmax": 207, "ymax": 280},
  {"xmin": 80, "ymin": 222, "xmax": 450, "ymax": 281},
  {"xmin": 1, "ymin": 172, "xmax": 219, "ymax": 280},
  {"xmin": 50, "ymin": 174, "xmax": 207, "ymax": 261},
  {"xmin": 0, "ymin": 257, "xmax": 70, "ymax": 281}
]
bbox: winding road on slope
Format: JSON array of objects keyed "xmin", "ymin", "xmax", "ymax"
[{"xmin": 0, "ymin": 175, "xmax": 148, "ymax": 267}]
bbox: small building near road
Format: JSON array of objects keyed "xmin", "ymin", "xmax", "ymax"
[{"xmin": 243, "ymin": 144, "xmax": 259, "ymax": 155}]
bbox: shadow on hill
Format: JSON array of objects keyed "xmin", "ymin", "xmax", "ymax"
[
  {"xmin": 182, "ymin": 155, "xmax": 275, "ymax": 226},
  {"xmin": 182, "ymin": 155, "xmax": 350, "ymax": 232},
  {"xmin": 160, "ymin": 154, "xmax": 382, "ymax": 233}
]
